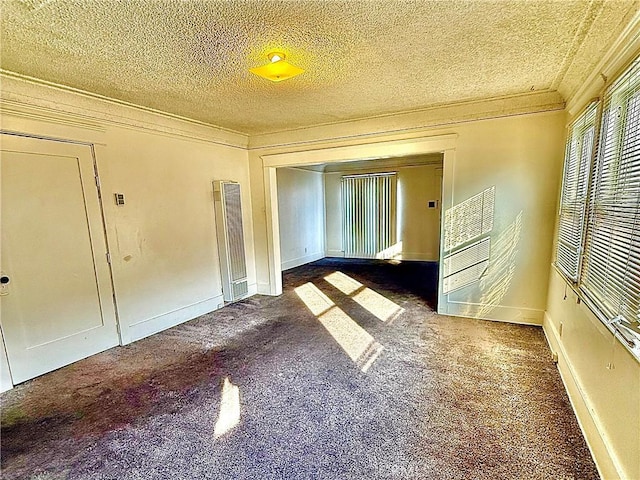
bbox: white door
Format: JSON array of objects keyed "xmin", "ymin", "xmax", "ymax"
[{"xmin": 0, "ymin": 134, "xmax": 119, "ymax": 384}]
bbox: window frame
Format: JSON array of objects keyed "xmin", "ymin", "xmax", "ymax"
[
  {"xmin": 555, "ymin": 55, "xmax": 640, "ymax": 361},
  {"xmin": 555, "ymin": 101, "xmax": 598, "ymax": 282}
]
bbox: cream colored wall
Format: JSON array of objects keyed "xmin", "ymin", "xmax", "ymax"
[
  {"xmin": 541, "ymin": 55, "xmax": 640, "ymax": 480},
  {"xmin": 440, "ymin": 112, "xmax": 565, "ymax": 324},
  {"xmin": 544, "ymin": 270, "xmax": 639, "ymax": 480},
  {"xmin": 1, "ymin": 76, "xmax": 254, "ymax": 380},
  {"xmin": 250, "ymin": 110, "xmax": 565, "ymax": 324},
  {"xmin": 541, "ymin": 36, "xmax": 640, "ymax": 479},
  {"xmin": 99, "ymin": 127, "xmax": 254, "ymax": 343},
  {"xmin": 276, "ymin": 168, "xmax": 325, "ymax": 270},
  {"xmin": 324, "ymin": 172, "xmax": 341, "ymax": 258},
  {"xmin": 324, "ymin": 163, "xmax": 443, "ymax": 261}
]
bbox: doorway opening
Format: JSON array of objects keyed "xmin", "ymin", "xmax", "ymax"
[{"xmin": 274, "ymin": 154, "xmax": 444, "ymax": 309}]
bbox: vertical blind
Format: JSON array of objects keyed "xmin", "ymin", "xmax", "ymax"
[
  {"xmin": 341, "ymin": 173, "xmax": 397, "ymax": 258},
  {"xmin": 580, "ymin": 56, "xmax": 640, "ymax": 330},
  {"xmin": 556, "ymin": 102, "xmax": 598, "ymax": 280}
]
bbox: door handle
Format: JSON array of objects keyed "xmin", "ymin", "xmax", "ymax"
[{"xmin": 0, "ymin": 276, "xmax": 9, "ymax": 285}]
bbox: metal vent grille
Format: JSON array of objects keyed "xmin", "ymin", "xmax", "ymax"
[
  {"xmin": 214, "ymin": 181, "xmax": 248, "ymax": 302},
  {"xmin": 223, "ymin": 182, "xmax": 247, "ymax": 283},
  {"xmin": 232, "ymin": 280, "xmax": 249, "ymax": 299}
]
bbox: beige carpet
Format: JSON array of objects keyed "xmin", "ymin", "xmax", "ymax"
[{"xmin": 1, "ymin": 259, "xmax": 599, "ymax": 479}]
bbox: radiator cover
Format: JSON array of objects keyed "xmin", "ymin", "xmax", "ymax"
[{"xmin": 214, "ymin": 181, "xmax": 248, "ymax": 302}]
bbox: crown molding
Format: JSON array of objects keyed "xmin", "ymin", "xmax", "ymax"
[
  {"xmin": 0, "ymin": 71, "xmax": 249, "ymax": 149},
  {"xmin": 1, "ymin": 98, "xmax": 106, "ymax": 133},
  {"xmin": 0, "ymin": 70, "xmax": 569, "ymax": 152},
  {"xmin": 565, "ymin": 10, "xmax": 640, "ymax": 116},
  {"xmin": 248, "ymin": 90, "xmax": 565, "ymax": 151},
  {"xmin": 261, "ymin": 133, "xmax": 458, "ymax": 168},
  {"xmin": 550, "ymin": 0, "xmax": 605, "ymax": 91}
]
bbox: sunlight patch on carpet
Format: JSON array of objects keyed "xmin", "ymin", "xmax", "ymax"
[
  {"xmin": 324, "ymin": 271, "xmax": 362, "ymax": 295},
  {"xmin": 213, "ymin": 377, "xmax": 240, "ymax": 438},
  {"xmin": 324, "ymin": 271, "xmax": 404, "ymax": 322},
  {"xmin": 296, "ymin": 282, "xmax": 384, "ymax": 372},
  {"xmin": 294, "ymin": 283, "xmax": 334, "ymax": 316},
  {"xmin": 352, "ymin": 288, "xmax": 404, "ymax": 323}
]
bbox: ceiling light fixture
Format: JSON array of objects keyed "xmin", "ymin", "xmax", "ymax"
[{"xmin": 250, "ymin": 51, "xmax": 304, "ymax": 82}]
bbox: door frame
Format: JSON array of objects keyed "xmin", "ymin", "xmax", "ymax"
[{"xmin": 257, "ymin": 133, "xmax": 457, "ymax": 309}]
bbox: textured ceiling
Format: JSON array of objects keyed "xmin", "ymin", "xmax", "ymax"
[{"xmin": 1, "ymin": 0, "xmax": 639, "ymax": 135}]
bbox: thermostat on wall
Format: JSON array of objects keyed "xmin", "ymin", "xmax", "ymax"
[{"xmin": 114, "ymin": 193, "xmax": 125, "ymax": 205}]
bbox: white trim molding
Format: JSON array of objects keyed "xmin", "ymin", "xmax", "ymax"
[
  {"xmin": 1, "ymin": 72, "xmax": 249, "ymax": 148},
  {"xmin": 442, "ymin": 302, "xmax": 544, "ymax": 326},
  {"xmin": 542, "ymin": 312, "xmax": 624, "ymax": 480},
  {"xmin": 281, "ymin": 252, "xmax": 325, "ymax": 271},
  {"xmin": 565, "ymin": 10, "xmax": 640, "ymax": 116},
  {"xmin": 250, "ymin": 90, "xmax": 564, "ymax": 150},
  {"xmin": 259, "ymin": 132, "xmax": 457, "ymax": 302},
  {"xmin": 124, "ymin": 295, "xmax": 224, "ymax": 344},
  {"xmin": 261, "ymin": 134, "xmax": 458, "ymax": 168}
]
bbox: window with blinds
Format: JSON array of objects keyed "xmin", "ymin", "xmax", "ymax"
[
  {"xmin": 341, "ymin": 173, "xmax": 397, "ymax": 259},
  {"xmin": 580, "ymin": 56, "xmax": 640, "ymax": 342},
  {"xmin": 556, "ymin": 102, "xmax": 598, "ymax": 280}
]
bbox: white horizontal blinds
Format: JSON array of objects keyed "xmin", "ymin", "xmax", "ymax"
[
  {"xmin": 581, "ymin": 56, "xmax": 640, "ymax": 326},
  {"xmin": 556, "ymin": 102, "xmax": 598, "ymax": 280},
  {"xmin": 341, "ymin": 173, "xmax": 396, "ymax": 258}
]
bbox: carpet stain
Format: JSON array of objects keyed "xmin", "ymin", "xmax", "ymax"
[{"xmin": 0, "ymin": 259, "xmax": 599, "ymax": 480}]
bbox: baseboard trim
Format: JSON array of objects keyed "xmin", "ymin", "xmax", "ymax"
[
  {"xmin": 257, "ymin": 281, "xmax": 278, "ymax": 296},
  {"xmin": 323, "ymin": 251, "xmax": 437, "ymax": 262},
  {"xmin": 125, "ymin": 295, "xmax": 224, "ymax": 344},
  {"xmin": 281, "ymin": 252, "xmax": 324, "ymax": 271},
  {"xmin": 397, "ymin": 252, "xmax": 439, "ymax": 261},
  {"xmin": 439, "ymin": 301, "xmax": 544, "ymax": 325},
  {"xmin": 542, "ymin": 312, "xmax": 622, "ymax": 480}
]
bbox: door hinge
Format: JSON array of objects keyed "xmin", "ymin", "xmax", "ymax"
[
  {"xmin": 106, "ymin": 252, "xmax": 111, "ymax": 264},
  {"xmin": 95, "ymin": 175, "xmax": 101, "ymax": 189}
]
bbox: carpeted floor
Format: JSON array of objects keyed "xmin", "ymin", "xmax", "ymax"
[{"xmin": 1, "ymin": 259, "xmax": 599, "ymax": 480}]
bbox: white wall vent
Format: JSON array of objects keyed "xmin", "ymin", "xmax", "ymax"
[{"xmin": 213, "ymin": 181, "xmax": 248, "ymax": 302}]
